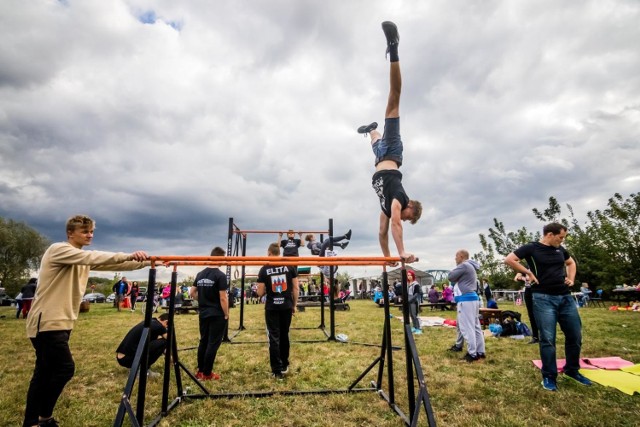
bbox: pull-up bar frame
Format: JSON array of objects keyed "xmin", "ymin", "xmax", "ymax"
[
  {"xmin": 114, "ymin": 253, "xmax": 436, "ymax": 427},
  {"xmin": 228, "ymin": 218, "xmax": 338, "ymax": 341}
]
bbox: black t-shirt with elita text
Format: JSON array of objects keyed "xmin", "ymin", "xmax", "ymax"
[
  {"xmin": 280, "ymin": 238, "xmax": 302, "ymax": 257},
  {"xmin": 513, "ymin": 242, "xmax": 571, "ymax": 295},
  {"xmin": 372, "ymin": 170, "xmax": 409, "ymax": 218},
  {"xmin": 116, "ymin": 319, "xmax": 166, "ymax": 356},
  {"xmin": 193, "ymin": 267, "xmax": 228, "ymax": 318},
  {"xmin": 258, "ymin": 265, "xmax": 298, "ymax": 311}
]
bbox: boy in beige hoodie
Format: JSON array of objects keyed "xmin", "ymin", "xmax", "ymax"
[{"xmin": 24, "ymin": 215, "xmax": 150, "ymax": 427}]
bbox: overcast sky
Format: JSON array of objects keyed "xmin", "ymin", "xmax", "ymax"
[{"xmin": 1, "ymin": 0, "xmax": 639, "ymax": 283}]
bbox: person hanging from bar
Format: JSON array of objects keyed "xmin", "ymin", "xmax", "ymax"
[
  {"xmin": 305, "ymin": 229, "xmax": 352, "ymax": 297},
  {"xmin": 357, "ymin": 21, "xmax": 422, "ymax": 264},
  {"xmin": 304, "ymin": 229, "xmax": 352, "ymax": 255}
]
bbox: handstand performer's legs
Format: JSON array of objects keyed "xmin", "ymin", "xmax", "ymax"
[
  {"xmin": 361, "ymin": 21, "xmax": 404, "ymax": 167},
  {"xmin": 383, "ymin": 20, "xmax": 401, "ymax": 118},
  {"xmin": 369, "ymin": 61, "xmax": 400, "ymax": 145},
  {"xmin": 369, "ymin": 129, "xmax": 382, "ymax": 145},
  {"xmin": 385, "ymin": 62, "xmax": 401, "ymax": 119}
]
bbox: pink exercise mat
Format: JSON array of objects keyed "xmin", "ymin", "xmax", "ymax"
[
  {"xmin": 532, "ymin": 359, "xmax": 595, "ymax": 372},
  {"xmin": 532, "ymin": 356, "xmax": 634, "ymax": 372},
  {"xmin": 583, "ymin": 357, "xmax": 635, "ymax": 370}
]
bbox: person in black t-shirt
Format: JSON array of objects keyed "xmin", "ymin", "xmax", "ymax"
[
  {"xmin": 257, "ymin": 242, "xmax": 299, "ymax": 379},
  {"xmin": 280, "ymin": 230, "xmax": 302, "ymax": 257},
  {"xmin": 357, "ymin": 21, "xmax": 422, "ymax": 264},
  {"xmin": 505, "ymin": 222, "xmax": 591, "ymax": 392},
  {"xmin": 190, "ymin": 247, "xmax": 229, "ymax": 381},
  {"xmin": 116, "ymin": 313, "xmax": 169, "ymax": 370}
]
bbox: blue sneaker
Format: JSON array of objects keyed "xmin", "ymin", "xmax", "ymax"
[
  {"xmin": 564, "ymin": 372, "xmax": 592, "ymax": 386},
  {"xmin": 412, "ymin": 328, "xmax": 422, "ymax": 335},
  {"xmin": 541, "ymin": 377, "xmax": 557, "ymax": 391}
]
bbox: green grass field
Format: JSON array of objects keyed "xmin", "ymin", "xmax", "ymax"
[{"xmin": 1, "ymin": 299, "xmax": 639, "ymax": 426}]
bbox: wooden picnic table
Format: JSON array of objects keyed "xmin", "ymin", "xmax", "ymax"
[{"xmin": 612, "ymin": 288, "xmax": 640, "ymax": 305}]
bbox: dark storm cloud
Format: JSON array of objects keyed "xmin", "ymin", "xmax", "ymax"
[{"xmin": 1, "ymin": 0, "xmax": 639, "ymax": 279}]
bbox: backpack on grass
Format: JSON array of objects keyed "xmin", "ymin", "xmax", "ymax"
[{"xmin": 500, "ymin": 310, "xmax": 523, "ymax": 337}]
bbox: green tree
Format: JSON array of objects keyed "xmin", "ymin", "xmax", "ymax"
[
  {"xmin": 474, "ymin": 219, "xmax": 538, "ymax": 289},
  {"xmin": 577, "ymin": 193, "xmax": 640, "ymax": 288},
  {"xmin": 532, "ymin": 193, "xmax": 639, "ymax": 291},
  {"xmin": 0, "ymin": 217, "xmax": 50, "ymax": 295},
  {"xmin": 336, "ymin": 271, "xmax": 352, "ymax": 286},
  {"xmin": 476, "ymin": 193, "xmax": 640, "ymax": 294}
]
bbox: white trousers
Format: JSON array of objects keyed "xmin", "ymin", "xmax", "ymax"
[{"xmin": 457, "ymin": 300, "xmax": 485, "ymax": 356}]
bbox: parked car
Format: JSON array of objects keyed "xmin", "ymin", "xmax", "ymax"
[
  {"xmin": 0, "ymin": 288, "xmax": 16, "ymax": 306},
  {"xmin": 83, "ymin": 292, "xmax": 106, "ymax": 303},
  {"xmin": 106, "ymin": 293, "xmax": 116, "ymax": 303},
  {"xmin": 136, "ymin": 287, "xmax": 148, "ymax": 302}
]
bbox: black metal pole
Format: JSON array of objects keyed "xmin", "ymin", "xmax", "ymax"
[
  {"xmin": 328, "ymin": 218, "xmax": 336, "ymax": 341},
  {"xmin": 223, "ymin": 218, "xmax": 233, "ymax": 342},
  {"xmin": 319, "ymin": 232, "xmax": 325, "ymax": 329},
  {"xmin": 135, "ymin": 267, "xmax": 156, "ymax": 424},
  {"xmin": 382, "ymin": 269, "xmax": 395, "ymax": 404},
  {"xmin": 401, "ymin": 266, "xmax": 416, "ymax": 419},
  {"xmin": 238, "ymin": 233, "xmax": 247, "ymax": 330},
  {"xmin": 161, "ymin": 269, "xmax": 178, "ymax": 413},
  {"xmin": 375, "ymin": 313, "xmax": 387, "ymax": 389}
]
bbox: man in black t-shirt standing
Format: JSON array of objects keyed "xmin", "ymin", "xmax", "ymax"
[
  {"xmin": 357, "ymin": 21, "xmax": 422, "ymax": 263},
  {"xmin": 190, "ymin": 247, "xmax": 229, "ymax": 381},
  {"xmin": 257, "ymin": 243, "xmax": 299, "ymax": 379},
  {"xmin": 116, "ymin": 313, "xmax": 169, "ymax": 372},
  {"xmin": 505, "ymin": 222, "xmax": 591, "ymax": 392}
]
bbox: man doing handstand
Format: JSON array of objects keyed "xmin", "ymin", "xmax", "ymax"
[{"xmin": 358, "ymin": 21, "xmax": 422, "ymax": 263}]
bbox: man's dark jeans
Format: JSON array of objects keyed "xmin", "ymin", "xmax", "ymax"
[{"xmin": 533, "ymin": 293, "xmax": 582, "ymax": 380}]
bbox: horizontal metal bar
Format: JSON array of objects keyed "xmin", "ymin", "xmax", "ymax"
[
  {"xmin": 152, "ymin": 255, "xmax": 401, "ymax": 262},
  {"xmin": 232, "ymin": 230, "xmax": 329, "ymax": 235},
  {"xmin": 183, "ymin": 387, "xmax": 377, "ymax": 400}
]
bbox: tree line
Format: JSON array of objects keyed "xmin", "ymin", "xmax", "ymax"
[
  {"xmin": 474, "ymin": 192, "xmax": 640, "ymax": 294},
  {"xmin": 2, "ymin": 192, "xmax": 637, "ymax": 297}
]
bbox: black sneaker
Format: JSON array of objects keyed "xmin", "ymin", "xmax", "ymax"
[
  {"xmin": 528, "ymin": 337, "xmax": 539, "ymax": 345},
  {"xmin": 282, "ymin": 365, "xmax": 289, "ymax": 375},
  {"xmin": 38, "ymin": 418, "xmax": 59, "ymax": 427},
  {"xmin": 340, "ymin": 241, "xmax": 350, "ymax": 250},
  {"xmin": 462, "ymin": 353, "xmax": 479, "ymax": 363},
  {"xmin": 345, "ymin": 229, "xmax": 352, "ymax": 241},
  {"xmin": 381, "ymin": 21, "xmax": 399, "ymax": 52},
  {"xmin": 477, "ymin": 352, "xmax": 486, "ymax": 359},
  {"xmin": 448, "ymin": 345, "xmax": 463, "ymax": 352},
  {"xmin": 272, "ymin": 372, "xmax": 284, "ymax": 380},
  {"xmin": 357, "ymin": 122, "xmax": 378, "ymax": 134}
]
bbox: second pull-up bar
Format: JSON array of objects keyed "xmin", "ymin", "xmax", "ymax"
[{"xmin": 232, "ymin": 229, "xmax": 329, "ymax": 235}]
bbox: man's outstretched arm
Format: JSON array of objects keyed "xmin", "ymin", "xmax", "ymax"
[
  {"xmin": 389, "ymin": 200, "xmax": 415, "ymax": 262},
  {"xmin": 378, "ymin": 212, "xmax": 392, "ymax": 258}
]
